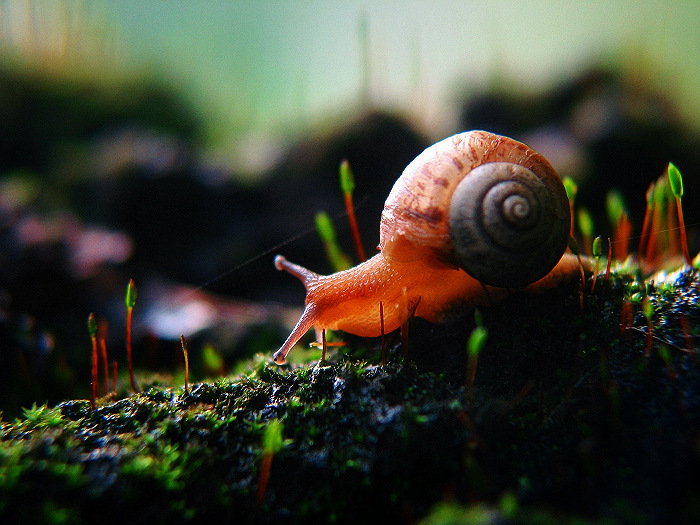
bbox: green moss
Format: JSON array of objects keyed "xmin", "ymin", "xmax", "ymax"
[{"xmin": 1, "ymin": 269, "xmax": 699, "ymax": 523}]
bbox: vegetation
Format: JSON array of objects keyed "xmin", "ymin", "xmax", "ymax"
[{"xmin": 1, "ymin": 263, "xmax": 699, "ymax": 523}]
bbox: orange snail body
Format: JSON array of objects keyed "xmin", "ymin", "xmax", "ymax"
[{"xmin": 272, "ymin": 130, "xmax": 583, "ymax": 364}]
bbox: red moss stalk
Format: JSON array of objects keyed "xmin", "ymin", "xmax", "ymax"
[
  {"xmin": 667, "ymin": 163, "xmax": 691, "ymax": 266},
  {"xmin": 666, "ymin": 187, "xmax": 679, "ymax": 257},
  {"xmin": 87, "ymin": 313, "xmax": 98, "ymax": 409},
  {"xmin": 257, "ymin": 453, "xmax": 274, "ymax": 505},
  {"xmin": 340, "ymin": 159, "xmax": 367, "ymax": 262},
  {"xmin": 379, "ymin": 301, "xmax": 386, "ymax": 367},
  {"xmin": 613, "ymin": 213, "xmax": 632, "ymax": 262},
  {"xmin": 606, "ymin": 190, "xmax": 631, "ymax": 263},
  {"xmin": 344, "ymin": 193, "xmax": 366, "ymax": 262},
  {"xmin": 125, "ymin": 279, "xmax": 139, "ymax": 392},
  {"xmin": 98, "ymin": 320, "xmax": 109, "ymax": 395},
  {"xmin": 675, "ymin": 199, "xmax": 691, "ymax": 266},
  {"xmin": 310, "ymin": 331, "xmax": 346, "ymax": 359},
  {"xmin": 180, "ymin": 335, "xmax": 189, "ymax": 396}
]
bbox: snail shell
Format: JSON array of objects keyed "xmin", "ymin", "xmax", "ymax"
[
  {"xmin": 272, "ymin": 131, "xmax": 578, "ymax": 364},
  {"xmin": 379, "ymin": 131, "xmax": 571, "ymax": 287}
]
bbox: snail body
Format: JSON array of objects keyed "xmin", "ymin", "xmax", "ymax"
[{"xmin": 273, "ymin": 130, "xmax": 581, "ymax": 364}]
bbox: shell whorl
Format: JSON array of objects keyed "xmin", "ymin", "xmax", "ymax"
[{"xmin": 379, "ymin": 130, "xmax": 571, "ymax": 288}]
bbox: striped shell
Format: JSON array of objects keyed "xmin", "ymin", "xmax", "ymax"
[{"xmin": 379, "ymin": 130, "xmax": 571, "ymax": 287}]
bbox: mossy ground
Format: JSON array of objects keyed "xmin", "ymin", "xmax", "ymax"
[{"xmin": 1, "ymin": 269, "xmax": 699, "ymax": 524}]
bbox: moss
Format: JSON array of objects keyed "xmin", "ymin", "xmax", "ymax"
[{"xmin": 1, "ymin": 269, "xmax": 699, "ymax": 523}]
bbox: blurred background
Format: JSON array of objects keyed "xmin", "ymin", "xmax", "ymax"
[{"xmin": 1, "ymin": 0, "xmax": 699, "ymax": 416}]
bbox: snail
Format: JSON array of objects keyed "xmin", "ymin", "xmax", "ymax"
[{"xmin": 272, "ymin": 130, "xmax": 584, "ymax": 364}]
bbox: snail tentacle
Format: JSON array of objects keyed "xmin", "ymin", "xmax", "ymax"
[
  {"xmin": 271, "ymin": 302, "xmax": 319, "ymax": 364},
  {"xmin": 275, "ymin": 255, "xmax": 320, "ymax": 286}
]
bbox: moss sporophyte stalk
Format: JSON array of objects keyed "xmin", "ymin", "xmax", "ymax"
[
  {"xmin": 181, "ymin": 335, "xmax": 190, "ymax": 395},
  {"xmin": 125, "ymin": 279, "xmax": 139, "ymax": 393},
  {"xmin": 339, "ymin": 159, "xmax": 367, "ymax": 262},
  {"xmin": 87, "ymin": 313, "xmax": 98, "ymax": 409},
  {"xmin": 667, "ymin": 162, "xmax": 691, "ymax": 266},
  {"xmin": 98, "ymin": 319, "xmax": 110, "ymax": 395}
]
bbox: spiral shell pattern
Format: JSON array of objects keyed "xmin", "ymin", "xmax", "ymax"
[
  {"xmin": 379, "ymin": 131, "xmax": 570, "ymax": 288},
  {"xmin": 449, "ymin": 161, "xmax": 569, "ymax": 287}
]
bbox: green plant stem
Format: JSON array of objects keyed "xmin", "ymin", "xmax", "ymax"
[
  {"xmin": 98, "ymin": 320, "xmax": 109, "ymax": 395},
  {"xmin": 181, "ymin": 335, "xmax": 189, "ymax": 396},
  {"xmin": 344, "ymin": 192, "xmax": 367, "ymax": 262},
  {"xmin": 126, "ymin": 307, "xmax": 138, "ymax": 392},
  {"xmin": 91, "ymin": 335, "xmax": 98, "ymax": 410},
  {"xmin": 675, "ymin": 196, "xmax": 691, "ymax": 266}
]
